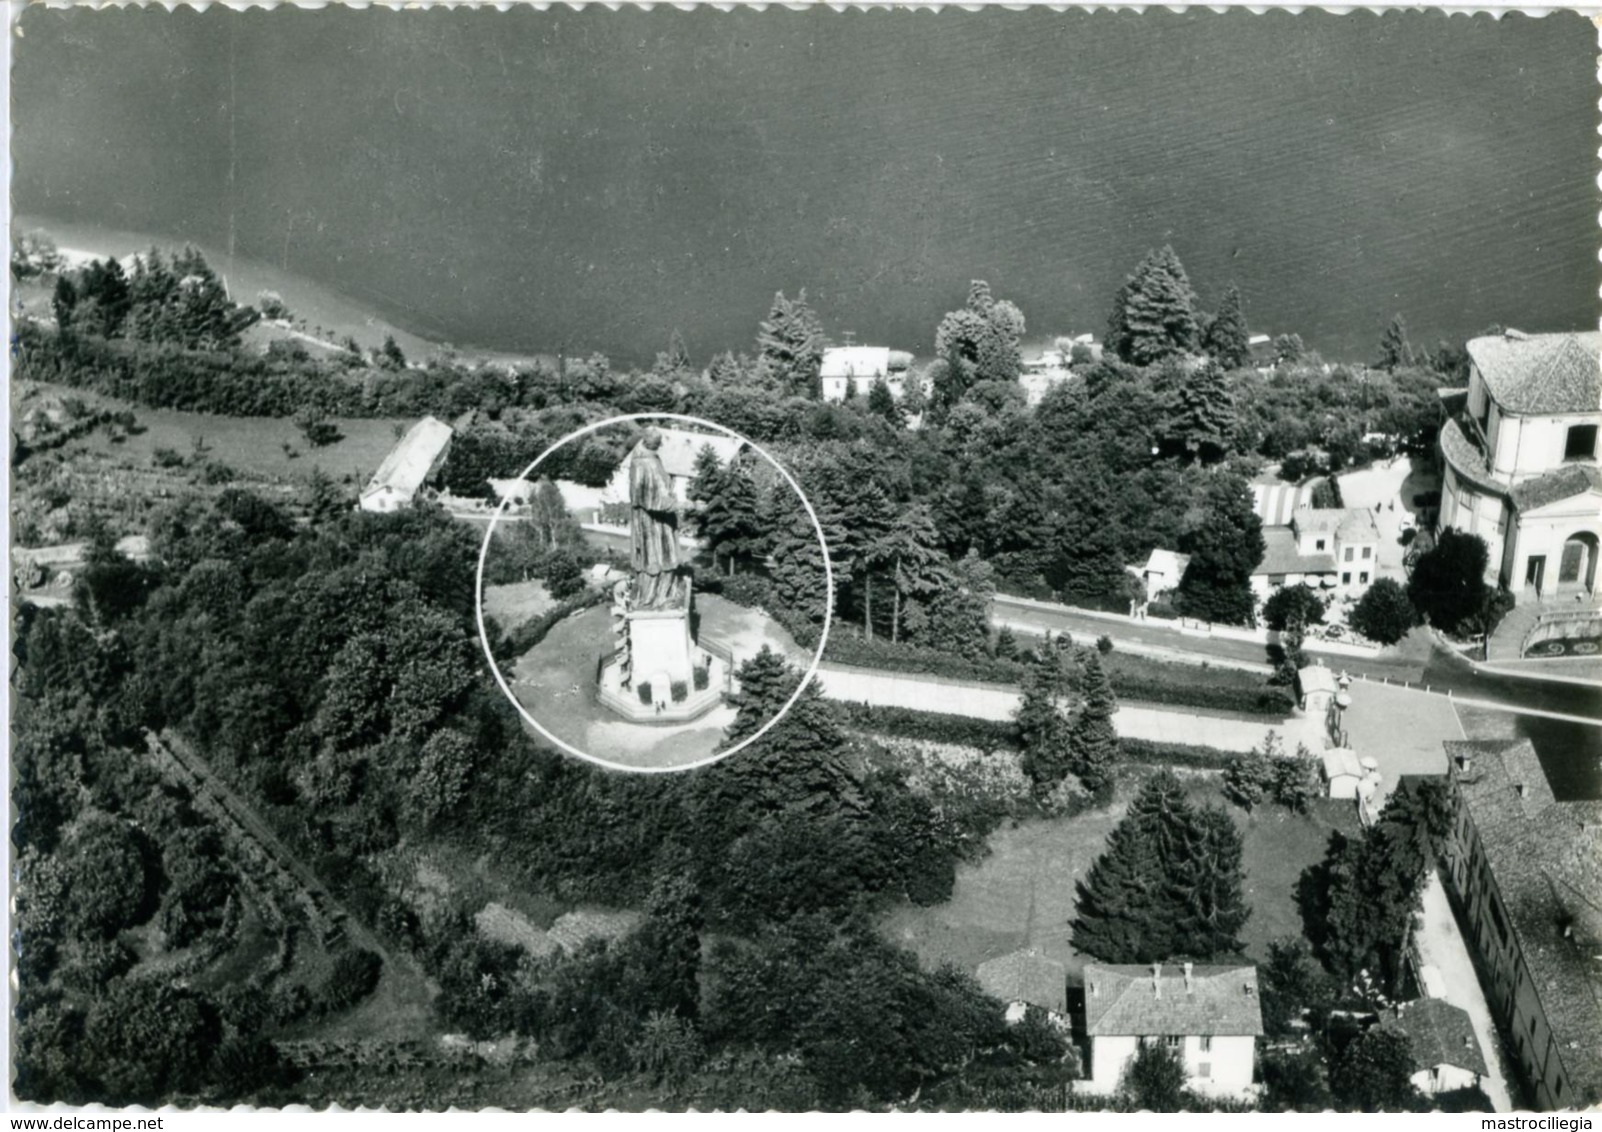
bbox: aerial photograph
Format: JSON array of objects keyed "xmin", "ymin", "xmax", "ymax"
[{"xmin": 7, "ymin": 4, "xmax": 1601, "ymax": 1114}]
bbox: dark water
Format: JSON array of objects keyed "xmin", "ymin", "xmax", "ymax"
[{"xmin": 12, "ymin": 8, "xmax": 1597, "ymax": 364}]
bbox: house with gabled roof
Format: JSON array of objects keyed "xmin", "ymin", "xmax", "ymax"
[
  {"xmin": 976, "ymin": 948, "xmax": 1068, "ymax": 1024},
  {"xmin": 1080, "ymin": 962, "xmax": 1263, "ymax": 1098},
  {"xmin": 359, "ymin": 416, "xmax": 453, "ymax": 513},
  {"xmin": 1438, "ymin": 329, "xmax": 1601, "ymax": 599},
  {"xmin": 1382, "ymin": 997, "xmax": 1489, "ymax": 1097}
]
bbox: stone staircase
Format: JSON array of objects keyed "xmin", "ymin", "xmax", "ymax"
[{"xmin": 1486, "ymin": 600, "xmax": 1544, "ymax": 662}]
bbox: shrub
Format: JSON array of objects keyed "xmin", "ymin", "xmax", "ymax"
[
  {"xmin": 1147, "ymin": 601, "xmax": 1179, "ymax": 621},
  {"xmin": 1223, "ymin": 749, "xmax": 1275, "ymax": 809},
  {"xmin": 693, "ymin": 665, "xmax": 710, "ymax": 691},
  {"xmin": 716, "ymin": 573, "xmax": 773, "ymax": 609},
  {"xmin": 1399, "ymin": 527, "xmax": 1417, "ymax": 547},
  {"xmin": 1262, "ymin": 583, "xmax": 1327, "ymax": 631},
  {"xmin": 822, "ymin": 634, "xmax": 1028, "ymax": 684},
  {"xmin": 670, "ymin": 680, "xmax": 689, "ymax": 703},
  {"xmin": 1096, "ymin": 634, "xmax": 1114, "ymax": 655},
  {"xmin": 637, "ymin": 682, "xmax": 653, "ymax": 705},
  {"xmin": 317, "ymin": 947, "xmax": 383, "ymax": 1014},
  {"xmin": 152, "ymin": 447, "xmax": 186, "ymax": 469},
  {"xmin": 202, "ymin": 461, "xmax": 236, "ymax": 485}
]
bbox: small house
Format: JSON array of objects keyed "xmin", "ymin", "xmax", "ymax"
[
  {"xmin": 359, "ymin": 416, "xmax": 453, "ymax": 513},
  {"xmin": 1382, "ymin": 998, "xmax": 1489, "ymax": 1097},
  {"xmin": 976, "ymin": 948, "xmax": 1068, "ymax": 1025},
  {"xmin": 1081, "ymin": 962, "xmax": 1263, "ymax": 1099},
  {"xmin": 1299, "ymin": 663, "xmax": 1338, "ymax": 715},
  {"xmin": 1291, "ymin": 506, "xmax": 1381, "ymax": 594},
  {"xmin": 1137, "ymin": 548, "xmax": 1191, "ymax": 601}
]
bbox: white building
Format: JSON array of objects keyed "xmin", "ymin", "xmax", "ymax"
[
  {"xmin": 1081, "ymin": 962, "xmax": 1263, "ymax": 1099},
  {"xmin": 1250, "ymin": 506, "xmax": 1381, "ymax": 601},
  {"xmin": 819, "ymin": 346, "xmax": 914, "ymax": 402},
  {"xmin": 1438, "ymin": 330, "xmax": 1601, "ymax": 598},
  {"xmin": 359, "ymin": 416, "xmax": 453, "ymax": 513},
  {"xmin": 1134, "ymin": 548, "xmax": 1190, "ymax": 601},
  {"xmin": 1382, "ymin": 999, "xmax": 1490, "ymax": 1098}
]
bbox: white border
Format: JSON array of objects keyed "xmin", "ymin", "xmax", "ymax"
[{"xmin": 473, "ymin": 412, "xmax": 835, "ymax": 773}]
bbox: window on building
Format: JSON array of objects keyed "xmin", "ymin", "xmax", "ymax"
[
  {"xmin": 1490, "ymin": 898, "xmax": 1510, "ymax": 948},
  {"xmin": 1342, "ymin": 572, "xmax": 1352, "ymax": 585},
  {"xmin": 1565, "ymin": 424, "xmax": 1598, "ymax": 461},
  {"xmin": 1164, "ymin": 1036, "xmax": 1183, "ymax": 1050},
  {"xmin": 1199, "ymin": 1036, "xmax": 1213, "ymax": 1053},
  {"xmin": 1556, "ymin": 1079, "xmax": 1566, "ymax": 1101},
  {"xmin": 1360, "ymin": 572, "xmax": 1369, "ymax": 584},
  {"xmin": 1268, "ymin": 574, "xmax": 1286, "ymax": 587},
  {"xmin": 1316, "ymin": 539, "xmax": 1326, "ymax": 551},
  {"xmin": 1344, "ymin": 547, "xmax": 1354, "ymax": 562},
  {"xmin": 1362, "ymin": 546, "xmax": 1372, "ymax": 560},
  {"xmin": 1198, "ymin": 1062, "xmax": 1212, "ymax": 1079}
]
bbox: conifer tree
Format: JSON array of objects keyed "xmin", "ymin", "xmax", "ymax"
[
  {"xmin": 1202, "ymin": 284, "xmax": 1251, "ymax": 368},
  {"xmin": 666, "ymin": 329, "xmax": 691, "ymax": 373},
  {"xmin": 1176, "ymin": 475, "xmax": 1265, "ymax": 627},
  {"xmin": 1067, "ymin": 652, "xmax": 1120, "ymax": 793},
  {"xmin": 1108, "ymin": 246, "xmax": 1201, "ymax": 365},
  {"xmin": 1162, "ymin": 359, "xmax": 1237, "ymax": 464},
  {"xmin": 1072, "ymin": 770, "xmax": 1248, "ymax": 963},
  {"xmin": 865, "ymin": 375, "xmax": 903, "ymax": 427},
  {"xmin": 1377, "ymin": 314, "xmax": 1414, "ymax": 371},
  {"xmin": 757, "ymin": 290, "xmax": 826, "ymax": 398},
  {"xmin": 1016, "ymin": 648, "xmax": 1070, "ymax": 791}
]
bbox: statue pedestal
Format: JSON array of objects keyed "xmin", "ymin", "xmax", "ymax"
[{"xmin": 597, "ymin": 581, "xmax": 726, "ymax": 723}]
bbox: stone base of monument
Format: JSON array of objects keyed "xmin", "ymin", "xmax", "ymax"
[{"xmin": 597, "ymin": 601, "xmax": 727, "ymax": 724}]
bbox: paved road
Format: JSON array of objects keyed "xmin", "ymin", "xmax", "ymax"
[
  {"xmin": 816, "ymin": 662, "xmax": 1307, "ymax": 753},
  {"xmin": 992, "ymin": 596, "xmax": 1429, "ymax": 683},
  {"xmin": 1414, "ymin": 872, "xmax": 1514, "ymax": 1111}
]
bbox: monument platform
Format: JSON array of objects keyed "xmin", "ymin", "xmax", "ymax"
[{"xmin": 597, "ymin": 578, "xmax": 727, "ymax": 723}]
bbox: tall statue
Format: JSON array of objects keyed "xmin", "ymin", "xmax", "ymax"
[{"xmin": 629, "ymin": 429, "xmax": 682, "ymax": 608}]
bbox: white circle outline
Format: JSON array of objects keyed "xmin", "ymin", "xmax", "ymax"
[{"xmin": 473, "ymin": 412, "xmax": 835, "ymax": 774}]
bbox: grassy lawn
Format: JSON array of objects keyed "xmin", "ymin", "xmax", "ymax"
[
  {"xmin": 483, "ymin": 579, "xmax": 554, "ymax": 632},
  {"xmin": 881, "ymin": 768, "xmax": 1357, "ymax": 981},
  {"xmin": 21, "ymin": 380, "xmax": 409, "ymax": 486}
]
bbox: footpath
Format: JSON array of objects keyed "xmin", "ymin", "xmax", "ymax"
[{"xmin": 815, "ymin": 662, "xmax": 1310, "ymax": 754}]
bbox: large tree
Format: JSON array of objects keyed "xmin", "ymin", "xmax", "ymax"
[
  {"xmin": 931, "ymin": 279, "xmax": 1026, "ymax": 415},
  {"xmin": 1162, "ymin": 359, "xmax": 1237, "ymax": 464},
  {"xmin": 1072, "ymin": 770, "xmax": 1248, "ymax": 963},
  {"xmin": 757, "ymin": 290, "xmax": 826, "ymax": 398},
  {"xmin": 1176, "ymin": 475, "xmax": 1265, "ymax": 627},
  {"xmin": 1377, "ymin": 314, "xmax": 1415, "ymax": 372},
  {"xmin": 1016, "ymin": 648, "xmax": 1070, "ymax": 791},
  {"xmin": 1349, "ymin": 577, "xmax": 1417, "ymax": 645},
  {"xmin": 1067, "ymin": 652, "xmax": 1120, "ymax": 793},
  {"xmin": 1202, "ymin": 284, "xmax": 1251, "ymax": 368},
  {"xmin": 1107, "ymin": 246, "xmax": 1202, "ymax": 365},
  {"xmin": 1406, "ymin": 529, "xmax": 1488, "ymax": 635},
  {"xmin": 1330, "ymin": 1025, "xmax": 1419, "ymax": 1111}
]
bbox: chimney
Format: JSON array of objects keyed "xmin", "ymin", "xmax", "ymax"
[
  {"xmin": 1515, "ymin": 783, "xmax": 1527, "ymax": 799},
  {"xmin": 1184, "ymin": 962, "xmax": 1194, "ymax": 995},
  {"xmin": 1152, "ymin": 962, "xmax": 1162, "ymax": 998}
]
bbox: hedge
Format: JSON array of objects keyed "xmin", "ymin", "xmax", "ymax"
[
  {"xmin": 1119, "ymin": 738, "xmax": 1240, "ymax": 770},
  {"xmin": 1105, "ymin": 671, "xmax": 1295, "ymax": 717},
  {"xmin": 501, "ymin": 587, "xmax": 609, "ymax": 656},
  {"xmin": 821, "ymin": 634, "xmax": 1028, "ymax": 685},
  {"xmin": 835, "ymin": 703, "xmax": 1022, "ymax": 749},
  {"xmin": 837, "ymin": 705, "xmax": 1241, "ymax": 771}
]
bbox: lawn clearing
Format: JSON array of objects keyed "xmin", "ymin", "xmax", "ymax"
[
  {"xmin": 881, "ymin": 768, "xmax": 1354, "ymax": 982},
  {"xmin": 483, "ymin": 580, "xmax": 555, "ymax": 632}
]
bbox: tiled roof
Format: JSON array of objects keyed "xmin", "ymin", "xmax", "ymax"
[
  {"xmin": 1253, "ymin": 526, "xmax": 1336, "ymax": 577},
  {"xmin": 363, "ymin": 416, "xmax": 452, "ymax": 500},
  {"xmin": 1083, "ymin": 963, "xmax": 1264, "ymax": 1037},
  {"xmin": 1293, "ymin": 506, "xmax": 1379, "ymax": 543},
  {"xmin": 1323, "ymin": 746, "xmax": 1363, "ymax": 782},
  {"xmin": 1510, "ymin": 464, "xmax": 1602, "ymax": 513},
  {"xmin": 1383, "ymin": 998, "xmax": 1487, "ymax": 1077},
  {"xmin": 1467, "ymin": 331, "xmax": 1602, "ymax": 416},
  {"xmin": 1449, "ymin": 740, "xmax": 1602, "ymax": 1101},
  {"xmin": 977, "ymin": 949, "xmax": 1068, "ymax": 1014},
  {"xmin": 1438, "ymin": 418, "xmax": 1508, "ymax": 496}
]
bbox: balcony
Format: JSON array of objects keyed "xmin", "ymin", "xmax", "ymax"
[{"xmin": 1440, "ymin": 413, "xmax": 1507, "ymax": 495}]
